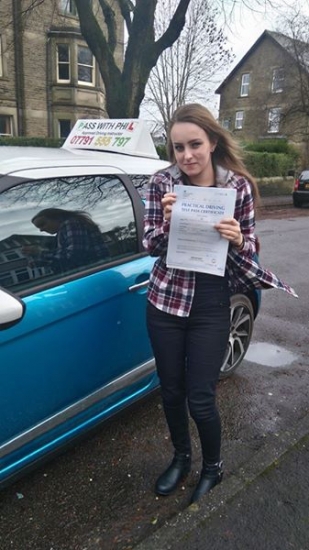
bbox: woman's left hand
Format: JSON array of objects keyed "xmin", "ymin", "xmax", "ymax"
[{"xmin": 214, "ymin": 218, "xmax": 243, "ymax": 248}]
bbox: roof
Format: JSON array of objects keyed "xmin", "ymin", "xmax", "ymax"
[
  {"xmin": 0, "ymin": 146, "xmax": 169, "ymax": 181},
  {"xmin": 215, "ymin": 29, "xmax": 309, "ymax": 94}
]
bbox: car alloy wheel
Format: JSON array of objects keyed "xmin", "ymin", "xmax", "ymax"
[{"xmin": 220, "ymin": 294, "xmax": 254, "ymax": 379}]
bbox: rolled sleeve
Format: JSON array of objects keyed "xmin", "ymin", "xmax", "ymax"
[
  {"xmin": 233, "ymin": 178, "xmax": 258, "ymax": 257},
  {"xmin": 143, "ymin": 172, "xmax": 171, "ymax": 257}
]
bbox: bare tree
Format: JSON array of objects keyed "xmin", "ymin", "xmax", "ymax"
[
  {"xmin": 143, "ymin": 0, "xmax": 234, "ymax": 131},
  {"xmin": 7, "ymin": 0, "xmax": 294, "ymax": 119},
  {"xmin": 73, "ymin": 0, "xmax": 195, "ymax": 118},
  {"xmin": 7, "ymin": 0, "xmax": 192, "ymax": 118},
  {"xmin": 274, "ymin": 10, "xmax": 309, "ymax": 162}
]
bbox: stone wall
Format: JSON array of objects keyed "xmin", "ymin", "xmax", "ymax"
[
  {"xmin": 0, "ymin": 0, "xmax": 123, "ymax": 138},
  {"xmin": 217, "ymin": 34, "xmax": 309, "ymax": 166},
  {"xmin": 257, "ymin": 176, "xmax": 294, "ymax": 196}
]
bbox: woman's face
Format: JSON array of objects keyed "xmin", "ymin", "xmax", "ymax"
[
  {"xmin": 33, "ymin": 216, "xmax": 59, "ymax": 235},
  {"xmin": 170, "ymin": 122, "xmax": 215, "ymax": 185}
]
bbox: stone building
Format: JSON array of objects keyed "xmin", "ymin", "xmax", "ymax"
[
  {"xmin": 0, "ymin": 0, "xmax": 123, "ymax": 139},
  {"xmin": 216, "ymin": 30, "xmax": 309, "ymax": 164}
]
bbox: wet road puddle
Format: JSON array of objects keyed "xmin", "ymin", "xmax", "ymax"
[{"xmin": 245, "ymin": 342, "xmax": 298, "ymax": 367}]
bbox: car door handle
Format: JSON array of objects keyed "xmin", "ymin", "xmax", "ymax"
[{"xmin": 128, "ymin": 279, "xmax": 149, "ymax": 292}]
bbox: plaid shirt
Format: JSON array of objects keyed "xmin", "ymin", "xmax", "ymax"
[
  {"xmin": 40, "ymin": 219, "xmax": 108, "ymax": 270},
  {"xmin": 143, "ymin": 164, "xmax": 297, "ymax": 317}
]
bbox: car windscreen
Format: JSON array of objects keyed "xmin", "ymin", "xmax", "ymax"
[{"xmin": 300, "ymin": 170, "xmax": 309, "ymax": 180}]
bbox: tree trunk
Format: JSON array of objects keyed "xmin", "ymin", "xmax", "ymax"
[{"xmin": 75, "ymin": 0, "xmax": 192, "ymax": 118}]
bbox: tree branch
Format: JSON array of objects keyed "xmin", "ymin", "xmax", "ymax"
[
  {"xmin": 154, "ymin": 0, "xmax": 191, "ymax": 56},
  {"xmin": 74, "ymin": 0, "xmax": 121, "ymax": 84},
  {"xmin": 98, "ymin": 0, "xmax": 117, "ymax": 52},
  {"xmin": 117, "ymin": 0, "xmax": 135, "ymax": 35}
]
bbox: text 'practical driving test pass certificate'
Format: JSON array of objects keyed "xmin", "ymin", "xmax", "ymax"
[{"xmin": 166, "ymin": 185, "xmax": 237, "ymax": 276}]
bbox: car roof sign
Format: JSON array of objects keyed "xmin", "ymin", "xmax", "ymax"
[{"xmin": 62, "ymin": 118, "xmax": 159, "ymax": 159}]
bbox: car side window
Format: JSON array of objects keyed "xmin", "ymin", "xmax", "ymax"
[
  {"xmin": 0, "ymin": 175, "xmax": 137, "ymax": 293},
  {"xmin": 130, "ymin": 174, "xmax": 150, "ymax": 201}
]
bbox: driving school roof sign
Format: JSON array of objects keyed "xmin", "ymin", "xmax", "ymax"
[{"xmin": 62, "ymin": 119, "xmax": 159, "ymax": 159}]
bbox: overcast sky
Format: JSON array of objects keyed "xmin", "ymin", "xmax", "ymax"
[
  {"xmin": 141, "ymin": 0, "xmax": 309, "ymax": 120},
  {"xmin": 223, "ymin": 0, "xmax": 309, "ymax": 66}
]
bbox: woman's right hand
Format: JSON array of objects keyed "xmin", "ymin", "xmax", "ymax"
[{"xmin": 161, "ymin": 192, "xmax": 177, "ymax": 222}]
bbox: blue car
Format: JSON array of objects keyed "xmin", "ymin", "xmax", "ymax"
[{"xmin": 0, "ymin": 119, "xmax": 260, "ymax": 488}]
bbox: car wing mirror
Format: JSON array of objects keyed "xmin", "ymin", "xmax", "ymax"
[{"xmin": 0, "ymin": 287, "xmax": 26, "ymax": 330}]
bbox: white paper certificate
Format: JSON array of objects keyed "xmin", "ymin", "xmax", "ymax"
[{"xmin": 166, "ymin": 185, "xmax": 237, "ymax": 276}]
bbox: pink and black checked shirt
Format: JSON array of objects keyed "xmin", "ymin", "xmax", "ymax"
[{"xmin": 143, "ymin": 164, "xmax": 297, "ymax": 317}]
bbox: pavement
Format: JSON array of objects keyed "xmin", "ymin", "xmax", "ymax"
[
  {"xmin": 135, "ymin": 411, "xmax": 309, "ymax": 550},
  {"xmin": 134, "ymin": 195, "xmax": 309, "ymax": 550}
]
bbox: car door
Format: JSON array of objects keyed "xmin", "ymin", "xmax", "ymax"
[{"xmin": 0, "ymin": 172, "xmax": 157, "ymax": 485}]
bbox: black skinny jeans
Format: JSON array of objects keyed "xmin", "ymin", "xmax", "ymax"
[{"xmin": 146, "ymin": 272, "xmax": 231, "ymax": 465}]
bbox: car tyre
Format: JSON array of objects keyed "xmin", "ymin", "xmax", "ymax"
[{"xmin": 220, "ymin": 294, "xmax": 254, "ymax": 379}]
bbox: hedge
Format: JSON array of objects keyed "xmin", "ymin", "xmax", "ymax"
[
  {"xmin": 0, "ymin": 137, "xmax": 65, "ymax": 147},
  {"xmin": 0, "ymin": 137, "xmax": 298, "ymax": 179},
  {"xmin": 243, "ymin": 151, "xmax": 297, "ymax": 178},
  {"xmin": 243, "ymin": 138, "xmax": 292, "ymax": 154}
]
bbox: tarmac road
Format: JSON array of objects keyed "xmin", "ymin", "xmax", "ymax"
[{"xmin": 0, "ymin": 203, "xmax": 308, "ymax": 550}]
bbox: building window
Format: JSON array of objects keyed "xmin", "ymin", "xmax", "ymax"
[
  {"xmin": 272, "ymin": 68, "xmax": 284, "ymax": 93},
  {"xmin": 0, "ymin": 36, "xmax": 3, "ymax": 77},
  {"xmin": 58, "ymin": 119, "xmax": 72, "ymax": 138},
  {"xmin": 3, "ymin": 251, "xmax": 21, "ymax": 261},
  {"xmin": 57, "ymin": 44, "xmax": 70, "ymax": 82},
  {"xmin": 240, "ymin": 73, "xmax": 250, "ymax": 97},
  {"xmin": 235, "ymin": 111, "xmax": 244, "ymax": 130},
  {"xmin": 221, "ymin": 118, "xmax": 231, "ymax": 130},
  {"xmin": 0, "ymin": 115, "xmax": 13, "ymax": 136},
  {"xmin": 78, "ymin": 46, "xmax": 94, "ymax": 85},
  {"xmin": 59, "ymin": 0, "xmax": 77, "ymax": 15},
  {"xmin": 267, "ymin": 108, "xmax": 281, "ymax": 133}
]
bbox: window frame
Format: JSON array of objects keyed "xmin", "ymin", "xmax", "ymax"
[
  {"xmin": 221, "ymin": 118, "xmax": 230, "ymax": 130},
  {"xmin": 57, "ymin": 43, "xmax": 71, "ymax": 83},
  {"xmin": 58, "ymin": 0, "xmax": 77, "ymax": 16},
  {"xmin": 77, "ymin": 45, "xmax": 95, "ymax": 86},
  {"xmin": 58, "ymin": 119, "xmax": 72, "ymax": 138},
  {"xmin": 235, "ymin": 111, "xmax": 244, "ymax": 130},
  {"xmin": 240, "ymin": 73, "xmax": 250, "ymax": 97},
  {"xmin": 0, "ymin": 173, "xmax": 144, "ymax": 296},
  {"xmin": 271, "ymin": 67, "xmax": 285, "ymax": 94},
  {"xmin": 267, "ymin": 107, "xmax": 281, "ymax": 133},
  {"xmin": 0, "ymin": 115, "xmax": 13, "ymax": 137}
]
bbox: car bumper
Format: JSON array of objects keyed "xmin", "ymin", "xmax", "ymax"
[{"xmin": 292, "ymin": 191, "xmax": 309, "ymax": 205}]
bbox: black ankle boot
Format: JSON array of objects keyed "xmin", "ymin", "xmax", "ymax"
[
  {"xmin": 155, "ymin": 453, "xmax": 191, "ymax": 496},
  {"xmin": 190, "ymin": 461, "xmax": 223, "ymax": 504}
]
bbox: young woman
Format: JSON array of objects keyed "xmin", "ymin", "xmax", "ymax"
[
  {"xmin": 23, "ymin": 208, "xmax": 108, "ymax": 272},
  {"xmin": 143, "ymin": 103, "xmax": 297, "ymax": 504}
]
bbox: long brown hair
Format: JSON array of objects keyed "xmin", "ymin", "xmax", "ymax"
[
  {"xmin": 32, "ymin": 208, "xmax": 101, "ymax": 234},
  {"xmin": 167, "ymin": 103, "xmax": 259, "ymax": 202}
]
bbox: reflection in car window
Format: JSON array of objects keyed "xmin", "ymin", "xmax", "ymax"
[
  {"xmin": 0, "ymin": 175, "xmax": 137, "ymax": 292},
  {"xmin": 130, "ymin": 174, "xmax": 150, "ymax": 200}
]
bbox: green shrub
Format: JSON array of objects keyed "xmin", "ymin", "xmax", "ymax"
[
  {"xmin": 0, "ymin": 136, "xmax": 65, "ymax": 147},
  {"xmin": 243, "ymin": 138, "xmax": 299, "ymax": 156},
  {"xmin": 156, "ymin": 144, "xmax": 168, "ymax": 160},
  {"xmin": 243, "ymin": 151, "xmax": 297, "ymax": 178}
]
